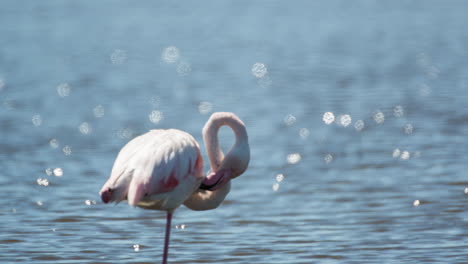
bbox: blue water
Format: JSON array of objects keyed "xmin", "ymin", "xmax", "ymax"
[{"xmin": 1, "ymin": 1, "xmax": 467, "ymax": 263}]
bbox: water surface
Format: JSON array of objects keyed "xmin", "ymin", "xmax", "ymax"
[{"xmin": 1, "ymin": 1, "xmax": 467, "ymax": 263}]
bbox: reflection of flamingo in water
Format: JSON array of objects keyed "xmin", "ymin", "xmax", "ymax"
[{"xmin": 99, "ymin": 112, "xmax": 250, "ymax": 264}]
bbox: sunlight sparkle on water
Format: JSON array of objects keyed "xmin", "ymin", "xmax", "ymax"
[
  {"xmin": 198, "ymin": 101, "xmax": 213, "ymax": 115},
  {"xmin": 53, "ymin": 168, "xmax": 63, "ymax": 177},
  {"xmin": 110, "ymin": 49, "xmax": 127, "ymax": 65},
  {"xmin": 79, "ymin": 122, "xmax": 92, "ymax": 135},
  {"xmin": 177, "ymin": 61, "xmax": 192, "ymax": 76},
  {"xmin": 175, "ymin": 224, "xmax": 186, "ymax": 230},
  {"xmin": 392, "ymin": 148, "xmax": 401, "ymax": 158},
  {"xmin": 404, "ymin": 123, "xmax": 414, "ymax": 134},
  {"xmin": 272, "ymin": 183, "xmax": 280, "ymax": 191},
  {"xmin": 37, "ymin": 178, "xmax": 49, "ymax": 186},
  {"xmin": 338, "ymin": 114, "xmax": 352, "ymax": 127},
  {"xmin": 322, "ymin": 112, "xmax": 335, "ymax": 125},
  {"xmin": 49, "ymin": 138, "xmax": 59, "ymax": 148},
  {"xmin": 287, "ymin": 153, "xmax": 301, "ymax": 164},
  {"xmin": 299, "ymin": 128, "xmax": 310, "ymax": 139},
  {"xmin": 373, "ymin": 111, "xmax": 385, "ymax": 124},
  {"xmin": 133, "ymin": 244, "xmax": 140, "ymax": 252},
  {"xmin": 283, "ymin": 114, "xmax": 296, "ymax": 126},
  {"xmin": 93, "ymin": 105, "xmax": 105, "ymax": 118},
  {"xmin": 394, "ymin": 105, "xmax": 404, "ymax": 117},
  {"xmin": 419, "ymin": 83, "xmax": 432, "ymax": 97},
  {"xmin": 162, "ymin": 46, "xmax": 180, "ymax": 64},
  {"xmin": 62, "ymin": 145, "xmax": 72, "ymax": 156},
  {"xmin": 400, "ymin": 151, "xmax": 410, "ymax": 160},
  {"xmin": 118, "ymin": 128, "xmax": 134, "ymax": 139},
  {"xmin": 32, "ymin": 114, "xmax": 42, "ymax": 126},
  {"xmin": 251, "ymin": 62, "xmax": 268, "ymax": 78},
  {"xmin": 354, "ymin": 120, "xmax": 365, "ymax": 131},
  {"xmin": 276, "ymin": 174, "xmax": 284, "ymax": 182},
  {"xmin": 149, "ymin": 110, "xmax": 164, "ymax": 124},
  {"xmin": 85, "ymin": 200, "xmax": 96, "ymax": 206},
  {"xmin": 57, "ymin": 83, "xmax": 71, "ymax": 97}
]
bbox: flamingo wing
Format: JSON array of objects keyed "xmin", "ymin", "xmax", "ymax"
[{"xmin": 105, "ymin": 129, "xmax": 204, "ymax": 206}]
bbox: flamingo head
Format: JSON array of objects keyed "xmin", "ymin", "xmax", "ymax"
[
  {"xmin": 200, "ymin": 140, "xmax": 250, "ymax": 191},
  {"xmin": 100, "ymin": 187, "xmax": 114, "ymax": 203},
  {"xmin": 99, "ymin": 173, "xmax": 131, "ymax": 204}
]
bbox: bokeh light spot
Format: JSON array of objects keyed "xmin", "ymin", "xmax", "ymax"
[
  {"xmin": 283, "ymin": 114, "xmax": 296, "ymax": 126},
  {"xmin": 93, "ymin": 105, "xmax": 105, "ymax": 118},
  {"xmin": 275, "ymin": 173, "xmax": 284, "ymax": 182},
  {"xmin": 85, "ymin": 200, "xmax": 96, "ymax": 206},
  {"xmin": 354, "ymin": 120, "xmax": 365, "ymax": 131},
  {"xmin": 338, "ymin": 114, "xmax": 352, "ymax": 127},
  {"xmin": 110, "ymin": 49, "xmax": 127, "ymax": 65},
  {"xmin": 198, "ymin": 101, "xmax": 213, "ymax": 115},
  {"xmin": 287, "ymin": 153, "xmax": 301, "ymax": 164},
  {"xmin": 57, "ymin": 83, "xmax": 71, "ymax": 97},
  {"xmin": 176, "ymin": 61, "xmax": 192, "ymax": 76},
  {"xmin": 79, "ymin": 122, "xmax": 92, "ymax": 135},
  {"xmin": 272, "ymin": 183, "xmax": 280, "ymax": 191},
  {"xmin": 400, "ymin": 151, "xmax": 410, "ymax": 160},
  {"xmin": 162, "ymin": 46, "xmax": 180, "ymax": 64},
  {"xmin": 404, "ymin": 123, "xmax": 414, "ymax": 134},
  {"xmin": 149, "ymin": 110, "xmax": 164, "ymax": 124},
  {"xmin": 118, "ymin": 128, "xmax": 134, "ymax": 139},
  {"xmin": 251, "ymin": 63, "xmax": 268, "ymax": 78},
  {"xmin": 45, "ymin": 168, "xmax": 53, "ymax": 176},
  {"xmin": 62, "ymin": 145, "xmax": 72, "ymax": 156},
  {"xmin": 392, "ymin": 148, "xmax": 401, "ymax": 158},
  {"xmin": 53, "ymin": 168, "xmax": 63, "ymax": 177},
  {"xmin": 322, "ymin": 112, "xmax": 335, "ymax": 125},
  {"xmin": 32, "ymin": 114, "xmax": 42, "ymax": 127},
  {"xmin": 324, "ymin": 154, "xmax": 333, "ymax": 164},
  {"xmin": 49, "ymin": 138, "xmax": 59, "ymax": 148},
  {"xmin": 37, "ymin": 178, "xmax": 49, "ymax": 186},
  {"xmin": 373, "ymin": 110, "xmax": 385, "ymax": 124},
  {"xmin": 299, "ymin": 128, "xmax": 310, "ymax": 139},
  {"xmin": 133, "ymin": 244, "xmax": 140, "ymax": 252},
  {"xmin": 393, "ymin": 105, "xmax": 404, "ymax": 117}
]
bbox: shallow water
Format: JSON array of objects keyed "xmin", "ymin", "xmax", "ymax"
[{"xmin": 1, "ymin": 1, "xmax": 467, "ymax": 263}]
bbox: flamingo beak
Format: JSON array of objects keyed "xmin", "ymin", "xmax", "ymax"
[
  {"xmin": 100, "ymin": 187, "xmax": 113, "ymax": 203},
  {"xmin": 199, "ymin": 170, "xmax": 232, "ymax": 191}
]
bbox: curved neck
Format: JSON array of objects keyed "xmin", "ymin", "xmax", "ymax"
[
  {"xmin": 202, "ymin": 112, "xmax": 248, "ymax": 172},
  {"xmin": 184, "ymin": 182, "xmax": 231, "ymax": 211}
]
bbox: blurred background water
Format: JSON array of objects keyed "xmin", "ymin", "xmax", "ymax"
[{"xmin": 1, "ymin": 1, "xmax": 467, "ymax": 263}]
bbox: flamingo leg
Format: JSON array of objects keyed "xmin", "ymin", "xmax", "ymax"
[{"xmin": 162, "ymin": 211, "xmax": 173, "ymax": 264}]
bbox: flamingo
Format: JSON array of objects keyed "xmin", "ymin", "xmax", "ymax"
[{"xmin": 99, "ymin": 112, "xmax": 250, "ymax": 264}]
